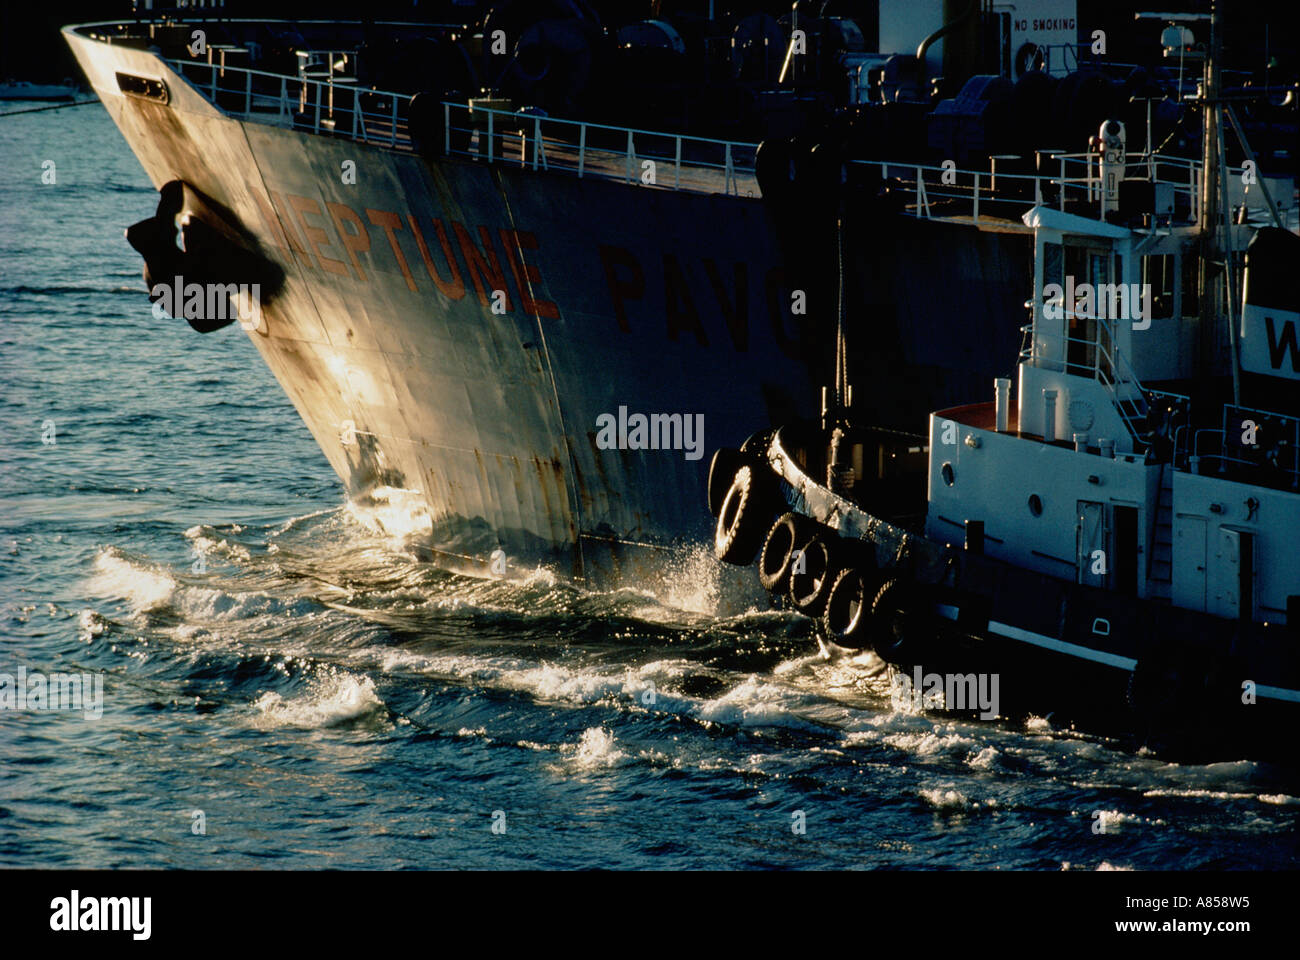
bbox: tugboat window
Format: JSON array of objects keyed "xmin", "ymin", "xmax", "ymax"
[
  {"xmin": 1028, "ymin": 494, "xmax": 1043, "ymax": 516},
  {"xmin": 1042, "ymin": 242, "xmax": 1063, "ymax": 290},
  {"xmin": 1181, "ymin": 252, "xmax": 1201, "ymax": 315},
  {"xmin": 1143, "ymin": 255, "xmax": 1176, "ymax": 320},
  {"xmin": 941, "ymin": 462, "xmax": 955, "ymax": 486}
]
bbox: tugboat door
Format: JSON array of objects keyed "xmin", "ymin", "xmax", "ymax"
[
  {"xmin": 1173, "ymin": 517, "xmax": 1208, "ymax": 611},
  {"xmin": 1076, "ymin": 501, "xmax": 1107, "ymax": 587},
  {"xmin": 1063, "ymin": 246, "xmax": 1113, "ymax": 375},
  {"xmin": 1210, "ymin": 528, "xmax": 1254, "ymax": 620}
]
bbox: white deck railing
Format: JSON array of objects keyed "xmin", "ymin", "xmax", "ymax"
[
  {"xmin": 167, "ymin": 58, "xmax": 411, "ymax": 145},
  {"xmin": 166, "ymin": 56, "xmax": 1256, "ymax": 222},
  {"xmin": 441, "ymin": 102, "xmax": 757, "ymax": 195},
  {"xmin": 856, "ymin": 151, "xmax": 1214, "ymax": 225},
  {"xmin": 166, "ymin": 58, "xmax": 758, "ymax": 196},
  {"xmin": 1188, "ymin": 403, "xmax": 1300, "ymax": 488}
]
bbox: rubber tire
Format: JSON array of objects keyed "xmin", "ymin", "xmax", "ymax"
[
  {"xmin": 787, "ymin": 532, "xmax": 840, "ymax": 617},
  {"xmin": 708, "ymin": 448, "xmax": 744, "ymax": 517},
  {"xmin": 822, "ymin": 567, "xmax": 875, "ymax": 649},
  {"xmin": 869, "ymin": 578, "xmax": 930, "ymax": 668},
  {"xmin": 758, "ymin": 512, "xmax": 813, "ymax": 594},
  {"xmin": 714, "ymin": 465, "xmax": 769, "ymax": 566}
]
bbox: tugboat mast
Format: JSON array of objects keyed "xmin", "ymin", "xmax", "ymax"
[{"xmin": 1197, "ymin": 1, "xmax": 1224, "ymax": 400}]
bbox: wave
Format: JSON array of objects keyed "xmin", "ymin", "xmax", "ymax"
[
  {"xmin": 345, "ymin": 486, "xmax": 433, "ymax": 543},
  {"xmin": 77, "ymin": 609, "xmax": 108, "ymax": 642},
  {"xmin": 918, "ymin": 787, "xmax": 978, "ymax": 811},
  {"xmin": 89, "ymin": 547, "xmax": 176, "ymax": 613},
  {"xmin": 81, "ymin": 505, "xmax": 1300, "ymax": 822},
  {"xmin": 552, "ymin": 727, "xmax": 628, "ymax": 773},
  {"xmin": 251, "ymin": 671, "xmax": 386, "ymax": 730}
]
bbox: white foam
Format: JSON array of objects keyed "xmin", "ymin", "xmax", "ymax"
[
  {"xmin": 77, "ymin": 609, "xmax": 106, "ymax": 641},
  {"xmin": 518, "ymin": 566, "xmax": 559, "ymax": 589},
  {"xmin": 516, "ymin": 662, "xmax": 631, "ymax": 704},
  {"xmin": 967, "ymin": 745, "xmax": 1003, "ymax": 770},
  {"xmin": 1142, "ymin": 788, "xmax": 1257, "ymax": 801},
  {"xmin": 653, "ymin": 544, "xmax": 722, "ymax": 616},
  {"xmin": 559, "ymin": 727, "xmax": 627, "ymax": 771},
  {"xmin": 370, "ymin": 647, "xmax": 831, "ymax": 734},
  {"xmin": 172, "ymin": 623, "xmax": 213, "ymax": 642},
  {"xmin": 89, "ymin": 548, "xmax": 175, "ymax": 612},
  {"xmin": 919, "ymin": 787, "xmax": 973, "ymax": 810},
  {"xmin": 252, "ymin": 672, "xmax": 385, "ymax": 729},
  {"xmin": 184, "ymin": 533, "xmax": 252, "ymax": 564},
  {"xmin": 772, "ymin": 650, "xmax": 834, "ymax": 677},
  {"xmin": 1087, "ymin": 809, "xmax": 1144, "ymax": 832},
  {"xmin": 694, "ymin": 674, "xmax": 822, "ymax": 731},
  {"xmin": 345, "ymin": 485, "xmax": 433, "ymax": 542},
  {"xmin": 175, "ymin": 585, "xmax": 316, "ymax": 622},
  {"xmin": 880, "ymin": 726, "xmax": 983, "ymax": 758},
  {"xmin": 1257, "ymin": 794, "xmax": 1300, "ymax": 806},
  {"xmin": 269, "ymin": 506, "xmax": 339, "ymax": 537}
]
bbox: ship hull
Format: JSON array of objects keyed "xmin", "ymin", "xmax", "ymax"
[{"xmin": 66, "ymin": 28, "xmax": 1031, "ymax": 583}]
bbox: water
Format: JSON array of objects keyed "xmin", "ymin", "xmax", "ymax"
[{"xmin": 1, "ymin": 102, "xmax": 1297, "ymax": 871}]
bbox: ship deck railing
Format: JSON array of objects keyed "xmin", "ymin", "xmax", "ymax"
[
  {"xmin": 1018, "ymin": 313, "xmax": 1201, "ymax": 462},
  {"xmin": 1175, "ymin": 405, "xmax": 1300, "ymax": 491},
  {"xmin": 441, "ymin": 102, "xmax": 757, "ymax": 196},
  {"xmin": 161, "ymin": 55, "xmax": 1281, "ymax": 222},
  {"xmin": 854, "ymin": 152, "xmax": 1268, "ymax": 229},
  {"xmin": 1019, "ymin": 313, "xmax": 1166, "ymax": 446},
  {"xmin": 166, "ymin": 57, "xmax": 414, "ymax": 144},
  {"xmin": 165, "ymin": 57, "xmax": 759, "ymax": 197}
]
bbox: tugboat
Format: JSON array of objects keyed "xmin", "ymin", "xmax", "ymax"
[{"xmin": 710, "ymin": 7, "xmax": 1300, "ymax": 762}]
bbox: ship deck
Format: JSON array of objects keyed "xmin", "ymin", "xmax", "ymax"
[{"xmin": 66, "ymin": 17, "xmax": 1253, "ymax": 234}]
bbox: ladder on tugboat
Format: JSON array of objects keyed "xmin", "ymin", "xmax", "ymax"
[
  {"xmin": 1116, "ymin": 394, "xmax": 1147, "ymax": 436},
  {"xmin": 1147, "ymin": 464, "xmax": 1174, "ymax": 601}
]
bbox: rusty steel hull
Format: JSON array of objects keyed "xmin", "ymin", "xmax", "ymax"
[{"xmin": 66, "ymin": 29, "xmax": 1031, "ymax": 583}]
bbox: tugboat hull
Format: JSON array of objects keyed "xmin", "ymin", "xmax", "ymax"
[{"xmin": 722, "ymin": 424, "xmax": 1300, "ymax": 762}]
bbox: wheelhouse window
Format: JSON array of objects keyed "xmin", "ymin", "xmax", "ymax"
[{"xmin": 1142, "ymin": 254, "xmax": 1176, "ymax": 320}]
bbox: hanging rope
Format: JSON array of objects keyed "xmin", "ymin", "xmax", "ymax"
[{"xmin": 835, "ymin": 208, "xmax": 847, "ymax": 416}]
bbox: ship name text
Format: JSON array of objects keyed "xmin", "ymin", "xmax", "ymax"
[{"xmin": 253, "ymin": 192, "xmax": 800, "ymax": 356}]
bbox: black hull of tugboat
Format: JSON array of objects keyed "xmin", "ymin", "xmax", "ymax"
[{"xmin": 715, "ymin": 424, "xmax": 1300, "ymax": 764}]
